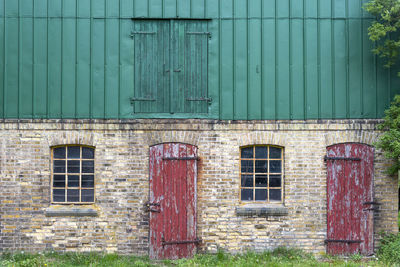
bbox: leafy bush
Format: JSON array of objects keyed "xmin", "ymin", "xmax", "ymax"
[
  {"xmin": 374, "ymin": 95, "xmax": 400, "ymax": 174},
  {"xmin": 377, "ymin": 232, "xmax": 400, "ymax": 264}
]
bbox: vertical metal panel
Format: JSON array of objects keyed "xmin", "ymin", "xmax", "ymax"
[
  {"xmin": 92, "ymin": 18, "xmax": 105, "ymax": 118},
  {"xmin": 362, "ymin": 18, "xmax": 377, "ymax": 118},
  {"xmin": 61, "ymin": 15, "xmax": 76, "ymax": 117},
  {"xmin": 19, "ymin": 15, "xmax": 33, "ymax": 118},
  {"xmin": 0, "ymin": 0, "xmax": 4, "ymax": 117},
  {"xmin": 334, "ymin": 19, "xmax": 347, "ymax": 118},
  {"xmin": 349, "ymin": 18, "xmax": 363, "ymax": 118},
  {"xmin": 47, "ymin": 17, "xmax": 62, "ymax": 117},
  {"xmin": 163, "ymin": 0, "xmax": 176, "ymax": 18},
  {"xmin": 262, "ymin": 7, "xmax": 276, "ymax": 119},
  {"xmin": 149, "ymin": 0, "xmax": 163, "ymax": 18},
  {"xmin": 134, "ymin": 0, "xmax": 148, "ymax": 17},
  {"xmin": 33, "ymin": 16, "xmax": 48, "ymax": 117},
  {"xmin": 276, "ymin": 17, "xmax": 290, "ymax": 119},
  {"xmin": 5, "ymin": 15, "xmax": 18, "ymax": 117},
  {"xmin": 76, "ymin": 17, "xmax": 91, "ymax": 118},
  {"xmin": 233, "ymin": 17, "xmax": 247, "ymax": 119},
  {"xmin": 105, "ymin": 18, "xmax": 119, "ymax": 118},
  {"xmin": 248, "ymin": 0, "xmax": 262, "ymax": 120},
  {"xmin": 220, "ymin": 19, "xmax": 234, "ymax": 120},
  {"xmin": 305, "ymin": 16, "xmax": 319, "ymax": 119}
]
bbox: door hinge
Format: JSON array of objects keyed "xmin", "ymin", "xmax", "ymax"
[
  {"xmin": 325, "ymin": 239, "xmax": 362, "ymax": 244},
  {"xmin": 186, "ymin": 97, "xmax": 212, "ymax": 105},
  {"xmin": 324, "ymin": 156, "xmax": 361, "ymax": 162},
  {"xmin": 130, "ymin": 97, "xmax": 156, "ymax": 104},
  {"xmin": 145, "ymin": 202, "xmax": 160, "ymax": 212},
  {"xmin": 162, "ymin": 157, "xmax": 199, "ymax": 161},
  {"xmin": 161, "ymin": 237, "xmax": 202, "ymax": 246},
  {"xmin": 186, "ymin": 31, "xmax": 212, "ymax": 39},
  {"xmin": 130, "ymin": 31, "xmax": 156, "ymax": 38}
]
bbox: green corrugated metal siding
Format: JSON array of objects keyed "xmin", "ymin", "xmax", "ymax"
[{"xmin": 0, "ymin": 0, "xmax": 399, "ymax": 120}]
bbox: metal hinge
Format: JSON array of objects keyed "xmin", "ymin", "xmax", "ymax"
[
  {"xmin": 130, "ymin": 31, "xmax": 156, "ymax": 38},
  {"xmin": 186, "ymin": 31, "xmax": 211, "ymax": 39},
  {"xmin": 162, "ymin": 157, "xmax": 199, "ymax": 161},
  {"xmin": 145, "ymin": 202, "xmax": 160, "ymax": 213},
  {"xmin": 130, "ymin": 97, "xmax": 156, "ymax": 103},
  {"xmin": 325, "ymin": 239, "xmax": 362, "ymax": 244},
  {"xmin": 162, "ymin": 237, "xmax": 202, "ymax": 246},
  {"xmin": 186, "ymin": 97, "xmax": 212, "ymax": 105},
  {"xmin": 324, "ymin": 156, "xmax": 361, "ymax": 162}
]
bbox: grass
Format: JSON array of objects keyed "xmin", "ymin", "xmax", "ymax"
[{"xmin": 0, "ymin": 247, "xmax": 387, "ymax": 267}]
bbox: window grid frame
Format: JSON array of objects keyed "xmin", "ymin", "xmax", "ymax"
[
  {"xmin": 51, "ymin": 145, "xmax": 95, "ymax": 204},
  {"xmin": 239, "ymin": 145, "xmax": 284, "ymax": 203}
]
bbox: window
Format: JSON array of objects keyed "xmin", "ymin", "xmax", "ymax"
[
  {"xmin": 240, "ymin": 145, "xmax": 283, "ymax": 202},
  {"xmin": 131, "ymin": 20, "xmax": 210, "ymax": 114},
  {"xmin": 51, "ymin": 145, "xmax": 95, "ymax": 203}
]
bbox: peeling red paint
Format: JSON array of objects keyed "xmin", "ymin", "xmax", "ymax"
[
  {"xmin": 149, "ymin": 143, "xmax": 198, "ymax": 259},
  {"xmin": 326, "ymin": 143, "xmax": 374, "ymax": 255}
]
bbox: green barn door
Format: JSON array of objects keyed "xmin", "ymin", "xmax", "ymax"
[{"xmin": 132, "ymin": 20, "xmax": 209, "ymax": 115}]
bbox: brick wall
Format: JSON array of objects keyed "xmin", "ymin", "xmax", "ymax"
[{"xmin": 0, "ymin": 119, "xmax": 397, "ymax": 255}]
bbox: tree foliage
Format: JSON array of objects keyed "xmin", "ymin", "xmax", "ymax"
[
  {"xmin": 365, "ymin": 0, "xmax": 400, "ymax": 68},
  {"xmin": 376, "ymin": 95, "xmax": 400, "ymax": 175},
  {"xmin": 365, "ymin": 1, "xmax": 400, "ymax": 174}
]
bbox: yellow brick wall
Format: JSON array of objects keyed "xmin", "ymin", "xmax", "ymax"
[{"xmin": 0, "ymin": 119, "xmax": 397, "ymax": 255}]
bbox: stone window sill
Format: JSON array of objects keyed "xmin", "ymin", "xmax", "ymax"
[
  {"xmin": 236, "ymin": 204, "xmax": 288, "ymax": 217},
  {"xmin": 45, "ymin": 206, "xmax": 98, "ymax": 217}
]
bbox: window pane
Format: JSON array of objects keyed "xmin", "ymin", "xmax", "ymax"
[
  {"xmin": 269, "ymin": 147, "xmax": 281, "ymax": 159},
  {"xmin": 241, "ymin": 189, "xmax": 253, "ymax": 201},
  {"xmin": 241, "ymin": 160, "xmax": 253, "ymax": 173},
  {"xmin": 68, "ymin": 175, "xmax": 79, "ymax": 187},
  {"xmin": 67, "ymin": 189, "xmax": 80, "ymax": 202},
  {"xmin": 255, "ymin": 147, "xmax": 267, "ymax": 159},
  {"xmin": 82, "ymin": 147, "xmax": 94, "ymax": 159},
  {"xmin": 270, "ymin": 189, "xmax": 281, "ymax": 201},
  {"xmin": 82, "ymin": 161, "xmax": 94, "ymax": 173},
  {"xmin": 255, "ymin": 189, "xmax": 267, "ymax": 201},
  {"xmin": 67, "ymin": 160, "xmax": 80, "ymax": 173},
  {"xmin": 82, "ymin": 175, "xmax": 94, "ymax": 187},
  {"xmin": 241, "ymin": 147, "xmax": 253, "ymax": 158},
  {"xmin": 68, "ymin": 146, "xmax": 80, "ymax": 159},
  {"xmin": 54, "ymin": 147, "xmax": 66, "ymax": 159},
  {"xmin": 241, "ymin": 175, "xmax": 253, "ymax": 187},
  {"xmin": 53, "ymin": 160, "xmax": 65, "ymax": 173},
  {"xmin": 53, "ymin": 189, "xmax": 65, "ymax": 202},
  {"xmin": 255, "ymin": 160, "xmax": 267, "ymax": 173},
  {"xmin": 269, "ymin": 175, "xmax": 281, "ymax": 187},
  {"xmin": 82, "ymin": 189, "xmax": 94, "ymax": 202},
  {"xmin": 53, "ymin": 175, "xmax": 66, "ymax": 187},
  {"xmin": 269, "ymin": 160, "xmax": 281, "ymax": 173},
  {"xmin": 255, "ymin": 175, "xmax": 267, "ymax": 187}
]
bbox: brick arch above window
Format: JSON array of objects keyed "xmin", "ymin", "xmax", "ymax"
[
  {"xmin": 237, "ymin": 133, "xmax": 287, "ymax": 148},
  {"xmin": 240, "ymin": 145, "xmax": 284, "ymax": 203},
  {"xmin": 46, "ymin": 132, "xmax": 96, "ymax": 148}
]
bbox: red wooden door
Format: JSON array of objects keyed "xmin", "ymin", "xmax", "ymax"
[
  {"xmin": 326, "ymin": 143, "xmax": 374, "ymax": 255},
  {"xmin": 149, "ymin": 143, "xmax": 198, "ymax": 259}
]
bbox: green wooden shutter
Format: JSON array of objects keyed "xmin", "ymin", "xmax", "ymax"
[
  {"xmin": 171, "ymin": 20, "xmax": 209, "ymax": 114},
  {"xmin": 183, "ymin": 21, "xmax": 210, "ymax": 114},
  {"xmin": 132, "ymin": 20, "xmax": 170, "ymax": 113}
]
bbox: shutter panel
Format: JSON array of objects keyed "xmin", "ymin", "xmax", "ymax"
[
  {"xmin": 170, "ymin": 20, "xmax": 209, "ymax": 114},
  {"xmin": 132, "ymin": 21, "xmax": 170, "ymax": 113},
  {"xmin": 184, "ymin": 21, "xmax": 209, "ymax": 114}
]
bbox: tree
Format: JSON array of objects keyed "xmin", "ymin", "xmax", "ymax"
[
  {"xmin": 365, "ymin": 0, "xmax": 400, "ymax": 174},
  {"xmin": 365, "ymin": 0, "xmax": 400, "ymax": 69}
]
